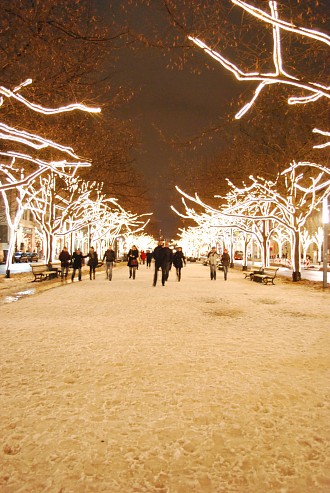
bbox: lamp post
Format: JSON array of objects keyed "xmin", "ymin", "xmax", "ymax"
[{"xmin": 322, "ymin": 197, "xmax": 329, "ymax": 289}]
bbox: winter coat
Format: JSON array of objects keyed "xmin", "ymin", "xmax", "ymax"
[
  {"xmin": 71, "ymin": 252, "xmax": 84, "ymax": 269},
  {"xmin": 86, "ymin": 251, "xmax": 98, "ymax": 267},
  {"xmin": 221, "ymin": 252, "xmax": 231, "ymax": 266},
  {"xmin": 59, "ymin": 250, "xmax": 71, "ymax": 267},
  {"xmin": 103, "ymin": 249, "xmax": 116, "ymax": 263},
  {"xmin": 163, "ymin": 247, "xmax": 173, "ymax": 265},
  {"xmin": 208, "ymin": 251, "xmax": 219, "ymax": 266},
  {"xmin": 173, "ymin": 251, "xmax": 185, "ymax": 269},
  {"xmin": 146, "ymin": 252, "xmax": 152, "ymax": 262},
  {"xmin": 127, "ymin": 249, "xmax": 139, "ymax": 267},
  {"xmin": 153, "ymin": 245, "xmax": 166, "ymax": 268}
]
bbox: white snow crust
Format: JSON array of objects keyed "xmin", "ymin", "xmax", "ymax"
[{"xmin": 0, "ymin": 263, "xmax": 329, "ymax": 493}]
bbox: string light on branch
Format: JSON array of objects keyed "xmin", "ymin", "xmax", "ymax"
[
  {"xmin": 1, "ymin": 79, "xmax": 101, "ymax": 275},
  {"xmin": 313, "ymin": 129, "xmax": 330, "ymax": 149},
  {"xmin": 0, "ymin": 79, "xmax": 101, "ymax": 115},
  {"xmin": 188, "ymin": 0, "xmax": 329, "ymax": 147}
]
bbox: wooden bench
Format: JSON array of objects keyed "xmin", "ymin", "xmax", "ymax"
[
  {"xmin": 244, "ymin": 266, "xmax": 264, "ymax": 280},
  {"xmin": 32, "ymin": 264, "xmax": 59, "ymax": 282},
  {"xmin": 253, "ymin": 267, "xmax": 279, "ymax": 285}
]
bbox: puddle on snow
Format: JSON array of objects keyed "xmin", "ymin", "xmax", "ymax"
[{"xmin": 4, "ymin": 289, "xmax": 36, "ymax": 304}]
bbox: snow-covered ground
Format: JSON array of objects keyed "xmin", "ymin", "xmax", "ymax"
[{"xmin": 0, "ymin": 262, "xmax": 329, "ymax": 493}]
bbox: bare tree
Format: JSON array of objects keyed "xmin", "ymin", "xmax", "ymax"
[{"xmin": 188, "ymin": 0, "xmax": 329, "ymax": 148}]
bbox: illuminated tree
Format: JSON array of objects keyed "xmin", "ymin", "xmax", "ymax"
[
  {"xmin": 88, "ymin": 204, "xmax": 152, "ymax": 253},
  {"xmin": 25, "ymin": 175, "xmax": 106, "ymax": 263},
  {"xmin": 0, "ymin": 80, "xmax": 100, "ymax": 276},
  {"xmin": 176, "ymin": 225, "xmax": 221, "ymax": 258},
  {"xmin": 312, "ymin": 226, "xmax": 324, "ymax": 263},
  {"xmin": 0, "ymin": 80, "xmax": 99, "ymax": 193},
  {"xmin": 270, "ymin": 226, "xmax": 292, "ymax": 260},
  {"xmin": 188, "ymin": 0, "xmax": 329, "ymax": 148},
  {"xmin": 0, "ymin": 1, "xmax": 145, "ymax": 212},
  {"xmin": 173, "ymin": 158, "xmax": 330, "ymax": 279},
  {"xmin": 222, "ymin": 162, "xmax": 330, "ymax": 279},
  {"xmin": 300, "ymin": 228, "xmax": 314, "ymax": 263}
]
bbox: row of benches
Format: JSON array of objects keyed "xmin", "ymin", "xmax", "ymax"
[{"xmin": 244, "ymin": 266, "xmax": 279, "ymax": 285}]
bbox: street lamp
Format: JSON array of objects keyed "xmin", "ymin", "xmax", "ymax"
[{"xmin": 322, "ymin": 197, "xmax": 329, "ymax": 289}]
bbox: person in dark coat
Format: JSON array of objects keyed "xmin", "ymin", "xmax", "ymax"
[
  {"xmin": 172, "ymin": 247, "xmax": 186, "ymax": 282},
  {"xmin": 86, "ymin": 246, "xmax": 98, "ymax": 280},
  {"xmin": 146, "ymin": 250, "xmax": 152, "ymax": 268},
  {"xmin": 221, "ymin": 248, "xmax": 231, "ymax": 281},
  {"xmin": 102, "ymin": 246, "xmax": 116, "ymax": 281},
  {"xmin": 127, "ymin": 245, "xmax": 139, "ymax": 279},
  {"xmin": 163, "ymin": 241, "xmax": 173, "ymax": 281},
  {"xmin": 71, "ymin": 248, "xmax": 84, "ymax": 282},
  {"xmin": 59, "ymin": 246, "xmax": 71, "ymax": 280},
  {"xmin": 152, "ymin": 240, "xmax": 166, "ymax": 286}
]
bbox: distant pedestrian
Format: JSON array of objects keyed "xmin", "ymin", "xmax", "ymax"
[
  {"xmin": 71, "ymin": 248, "xmax": 84, "ymax": 282},
  {"xmin": 86, "ymin": 246, "xmax": 98, "ymax": 280},
  {"xmin": 152, "ymin": 240, "xmax": 166, "ymax": 286},
  {"xmin": 221, "ymin": 249, "xmax": 231, "ymax": 281},
  {"xmin": 163, "ymin": 242, "xmax": 173, "ymax": 281},
  {"xmin": 172, "ymin": 247, "xmax": 186, "ymax": 282},
  {"xmin": 208, "ymin": 246, "xmax": 219, "ymax": 281},
  {"xmin": 59, "ymin": 246, "xmax": 71, "ymax": 280},
  {"xmin": 140, "ymin": 250, "xmax": 146, "ymax": 265},
  {"xmin": 127, "ymin": 245, "xmax": 139, "ymax": 279},
  {"xmin": 146, "ymin": 250, "xmax": 152, "ymax": 268},
  {"xmin": 102, "ymin": 245, "xmax": 116, "ymax": 281}
]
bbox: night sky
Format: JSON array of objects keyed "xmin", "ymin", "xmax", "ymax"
[
  {"xmin": 117, "ymin": 50, "xmax": 240, "ymax": 238},
  {"xmin": 97, "ymin": 3, "xmax": 241, "ymax": 239}
]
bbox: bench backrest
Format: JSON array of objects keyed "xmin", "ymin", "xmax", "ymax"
[
  {"xmin": 263, "ymin": 267, "xmax": 279, "ymax": 276},
  {"xmin": 32, "ymin": 264, "xmax": 48, "ymax": 272}
]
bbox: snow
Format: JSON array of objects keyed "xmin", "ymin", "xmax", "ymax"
[{"xmin": 0, "ymin": 262, "xmax": 329, "ymax": 492}]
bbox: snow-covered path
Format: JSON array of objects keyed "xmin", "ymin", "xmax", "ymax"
[{"xmin": 1, "ymin": 263, "xmax": 329, "ymax": 493}]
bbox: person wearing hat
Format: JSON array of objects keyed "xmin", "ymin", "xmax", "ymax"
[{"xmin": 207, "ymin": 246, "xmax": 219, "ymax": 280}]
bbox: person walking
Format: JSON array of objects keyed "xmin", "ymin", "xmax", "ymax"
[
  {"xmin": 71, "ymin": 248, "xmax": 84, "ymax": 282},
  {"xmin": 163, "ymin": 242, "xmax": 173, "ymax": 281},
  {"xmin": 102, "ymin": 245, "xmax": 116, "ymax": 281},
  {"xmin": 152, "ymin": 240, "xmax": 166, "ymax": 286},
  {"xmin": 172, "ymin": 246, "xmax": 186, "ymax": 282},
  {"xmin": 208, "ymin": 246, "xmax": 219, "ymax": 280},
  {"xmin": 127, "ymin": 245, "xmax": 139, "ymax": 279},
  {"xmin": 146, "ymin": 250, "xmax": 152, "ymax": 268},
  {"xmin": 221, "ymin": 248, "xmax": 231, "ymax": 281},
  {"xmin": 140, "ymin": 250, "xmax": 146, "ymax": 265},
  {"xmin": 59, "ymin": 246, "xmax": 71, "ymax": 281},
  {"xmin": 86, "ymin": 246, "xmax": 98, "ymax": 280}
]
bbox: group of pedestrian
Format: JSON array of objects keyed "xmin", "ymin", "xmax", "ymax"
[
  {"xmin": 207, "ymin": 246, "xmax": 231, "ymax": 281},
  {"xmin": 58, "ymin": 243, "xmax": 231, "ymax": 285},
  {"xmin": 123, "ymin": 240, "xmax": 186, "ymax": 286},
  {"xmin": 58, "ymin": 245, "xmax": 101, "ymax": 282},
  {"xmin": 152, "ymin": 241, "xmax": 186, "ymax": 286}
]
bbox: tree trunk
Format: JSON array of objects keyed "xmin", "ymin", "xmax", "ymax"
[{"xmin": 292, "ymin": 230, "xmax": 301, "ymax": 281}]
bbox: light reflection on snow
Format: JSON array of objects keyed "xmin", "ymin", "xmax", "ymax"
[{"xmin": 4, "ymin": 289, "xmax": 36, "ymax": 303}]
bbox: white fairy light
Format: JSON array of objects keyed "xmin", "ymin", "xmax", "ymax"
[
  {"xmin": 0, "ymin": 79, "xmax": 101, "ymax": 115},
  {"xmin": 1, "ymin": 80, "xmax": 100, "ymax": 274},
  {"xmin": 189, "ymin": 1, "xmax": 329, "ymax": 147},
  {"xmin": 173, "ymin": 160, "xmax": 330, "ymax": 279},
  {"xmin": 313, "ymin": 129, "xmax": 330, "ymax": 149},
  {"xmin": 0, "ymin": 79, "xmax": 99, "ymax": 197}
]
